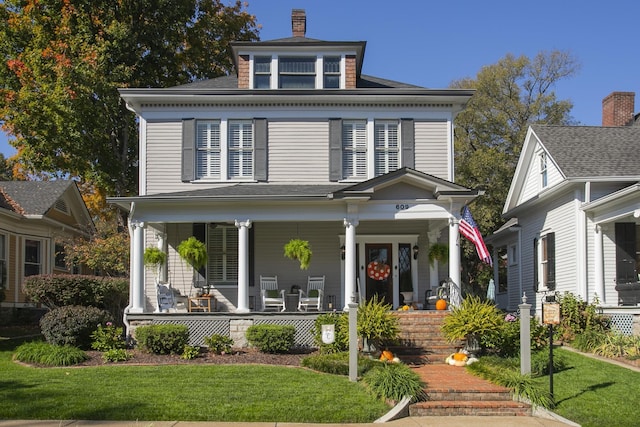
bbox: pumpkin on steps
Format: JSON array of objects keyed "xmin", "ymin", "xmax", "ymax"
[
  {"xmin": 435, "ymin": 299, "xmax": 447, "ymax": 310},
  {"xmin": 379, "ymin": 350, "xmax": 394, "ymax": 361}
]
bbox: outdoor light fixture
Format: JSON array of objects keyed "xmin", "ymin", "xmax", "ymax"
[
  {"xmin": 412, "ymin": 245, "xmax": 419, "ymax": 259},
  {"xmin": 340, "ymin": 245, "xmax": 346, "ymax": 260}
]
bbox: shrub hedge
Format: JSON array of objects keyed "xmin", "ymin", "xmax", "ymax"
[
  {"xmin": 246, "ymin": 324, "xmax": 295, "ymax": 353},
  {"xmin": 40, "ymin": 305, "xmax": 112, "ymax": 349},
  {"xmin": 135, "ymin": 324, "xmax": 189, "ymax": 355}
]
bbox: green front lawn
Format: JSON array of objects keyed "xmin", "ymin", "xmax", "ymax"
[
  {"xmin": 0, "ymin": 337, "xmax": 389, "ymax": 423},
  {"xmin": 531, "ymin": 348, "xmax": 640, "ymax": 427}
]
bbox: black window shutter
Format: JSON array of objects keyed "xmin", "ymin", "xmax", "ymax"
[
  {"xmin": 547, "ymin": 232, "xmax": 555, "ymax": 290},
  {"xmin": 615, "ymin": 223, "xmax": 637, "ymax": 283},
  {"xmin": 329, "ymin": 118, "xmax": 342, "ymax": 181},
  {"xmin": 401, "ymin": 119, "xmax": 415, "ymax": 169},
  {"xmin": 181, "ymin": 118, "xmax": 196, "ymax": 182},
  {"xmin": 254, "ymin": 118, "xmax": 268, "ymax": 181},
  {"xmin": 533, "ymin": 238, "xmax": 538, "ymax": 292}
]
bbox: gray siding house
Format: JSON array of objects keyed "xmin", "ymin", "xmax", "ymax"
[
  {"xmin": 488, "ymin": 92, "xmax": 640, "ymax": 333},
  {"xmin": 109, "ymin": 10, "xmax": 479, "ymax": 321}
]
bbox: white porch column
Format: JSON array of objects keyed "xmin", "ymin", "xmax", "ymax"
[
  {"xmin": 448, "ymin": 216, "xmax": 462, "ymax": 307},
  {"xmin": 235, "ymin": 219, "xmax": 252, "ymax": 313},
  {"xmin": 343, "ymin": 218, "xmax": 359, "ymax": 310},
  {"xmin": 130, "ymin": 220, "xmax": 145, "ymax": 313},
  {"xmin": 594, "ymin": 224, "xmax": 605, "ymax": 304}
]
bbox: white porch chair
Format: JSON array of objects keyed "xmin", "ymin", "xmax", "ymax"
[
  {"xmin": 260, "ymin": 275, "xmax": 286, "ymax": 312},
  {"xmin": 425, "ymin": 280, "xmax": 449, "ymax": 309},
  {"xmin": 156, "ymin": 282, "xmax": 176, "ymax": 312},
  {"xmin": 298, "ymin": 276, "xmax": 325, "ymax": 311}
]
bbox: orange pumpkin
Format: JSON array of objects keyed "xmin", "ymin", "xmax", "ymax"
[
  {"xmin": 435, "ymin": 299, "xmax": 447, "ymax": 310},
  {"xmin": 453, "ymin": 352, "xmax": 467, "ymax": 361}
]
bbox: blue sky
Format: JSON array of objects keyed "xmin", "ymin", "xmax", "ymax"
[{"xmin": 1, "ymin": 0, "xmax": 639, "ymax": 158}]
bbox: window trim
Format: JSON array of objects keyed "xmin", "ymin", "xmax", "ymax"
[
  {"xmin": 374, "ymin": 120, "xmax": 400, "ymax": 176},
  {"xmin": 251, "ymin": 54, "xmax": 344, "ymax": 89},
  {"xmin": 539, "ymin": 151, "xmax": 548, "ymax": 189},
  {"xmin": 536, "ymin": 232, "xmax": 555, "ymax": 291},
  {"xmin": 24, "ymin": 238, "xmax": 42, "ymax": 277}
]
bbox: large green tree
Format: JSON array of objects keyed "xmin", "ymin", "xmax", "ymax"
[
  {"xmin": 0, "ymin": 0, "xmax": 259, "ymax": 197},
  {"xmin": 451, "ymin": 50, "xmax": 580, "ymax": 289}
]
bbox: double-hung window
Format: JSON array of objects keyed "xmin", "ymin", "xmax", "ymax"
[
  {"xmin": 374, "ymin": 121, "xmax": 399, "ymax": 176},
  {"xmin": 208, "ymin": 225, "xmax": 238, "ymax": 285},
  {"xmin": 534, "ymin": 233, "xmax": 555, "ymax": 291},
  {"xmin": 24, "ymin": 239, "xmax": 41, "ymax": 277},
  {"xmin": 228, "ymin": 120, "xmax": 254, "ymax": 179},
  {"xmin": 196, "ymin": 120, "xmax": 221, "ymax": 180},
  {"xmin": 323, "ymin": 56, "xmax": 340, "ymax": 88},
  {"xmin": 539, "ymin": 152, "xmax": 548, "ymax": 188},
  {"xmin": 342, "ymin": 120, "xmax": 367, "ymax": 179},
  {"xmin": 279, "ymin": 56, "xmax": 316, "ymax": 88},
  {"xmin": 254, "ymin": 56, "xmax": 271, "ymax": 89}
]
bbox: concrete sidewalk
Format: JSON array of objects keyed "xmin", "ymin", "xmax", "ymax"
[{"xmin": 0, "ymin": 417, "xmax": 576, "ymax": 426}]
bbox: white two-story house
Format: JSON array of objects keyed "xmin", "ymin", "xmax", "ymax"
[
  {"xmin": 109, "ymin": 9, "xmax": 478, "ymax": 319},
  {"xmin": 488, "ymin": 92, "xmax": 640, "ymax": 334}
]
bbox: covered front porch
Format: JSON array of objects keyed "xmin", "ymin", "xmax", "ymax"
[{"xmin": 109, "ymin": 169, "xmax": 480, "ymax": 328}]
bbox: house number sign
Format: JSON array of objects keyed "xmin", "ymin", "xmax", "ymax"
[{"xmin": 395, "ymin": 204, "xmax": 411, "ymax": 211}]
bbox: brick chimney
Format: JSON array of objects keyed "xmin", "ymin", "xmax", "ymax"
[
  {"xmin": 602, "ymin": 92, "xmax": 635, "ymax": 126},
  {"xmin": 292, "ymin": 9, "xmax": 306, "ymax": 37}
]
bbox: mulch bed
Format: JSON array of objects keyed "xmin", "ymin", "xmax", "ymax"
[{"xmin": 75, "ymin": 347, "xmax": 318, "ymax": 367}]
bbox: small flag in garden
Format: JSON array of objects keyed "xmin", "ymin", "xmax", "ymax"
[{"xmin": 459, "ymin": 205, "xmax": 492, "ymax": 265}]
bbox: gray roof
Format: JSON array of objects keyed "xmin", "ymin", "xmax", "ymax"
[
  {"xmin": 0, "ymin": 180, "xmax": 74, "ymax": 215},
  {"xmin": 172, "ymin": 73, "xmax": 423, "ymax": 90},
  {"xmin": 531, "ymin": 124, "xmax": 640, "ymax": 177}
]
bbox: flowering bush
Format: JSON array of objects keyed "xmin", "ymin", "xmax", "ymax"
[{"xmin": 91, "ymin": 322, "xmax": 126, "ymax": 351}]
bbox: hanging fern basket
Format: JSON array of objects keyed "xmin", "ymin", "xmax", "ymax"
[{"xmin": 284, "ymin": 239, "xmax": 312, "ymax": 270}]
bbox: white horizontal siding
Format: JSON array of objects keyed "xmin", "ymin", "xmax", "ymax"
[
  {"xmin": 546, "ymin": 197, "xmax": 578, "ymax": 295},
  {"xmin": 268, "ymin": 120, "xmax": 329, "ymax": 183},
  {"xmin": 145, "ymin": 121, "xmax": 188, "ymax": 194},
  {"xmin": 414, "ymin": 121, "xmax": 448, "ymax": 178},
  {"xmin": 519, "ymin": 145, "xmax": 565, "ymax": 205}
]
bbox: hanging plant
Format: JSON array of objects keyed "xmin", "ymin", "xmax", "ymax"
[
  {"xmin": 177, "ymin": 237, "xmax": 208, "ymax": 270},
  {"xmin": 143, "ymin": 247, "xmax": 167, "ymax": 281},
  {"xmin": 284, "ymin": 238, "xmax": 312, "ymax": 270},
  {"xmin": 428, "ymin": 243, "xmax": 449, "ymax": 266}
]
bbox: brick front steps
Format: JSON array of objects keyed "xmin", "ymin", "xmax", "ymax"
[{"xmin": 392, "ymin": 311, "xmax": 532, "ymax": 417}]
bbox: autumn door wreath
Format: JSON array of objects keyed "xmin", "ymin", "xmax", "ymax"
[{"xmin": 367, "ymin": 261, "xmax": 391, "ymax": 281}]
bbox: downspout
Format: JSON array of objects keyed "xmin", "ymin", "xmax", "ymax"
[{"xmin": 123, "ymin": 202, "xmax": 136, "ymax": 341}]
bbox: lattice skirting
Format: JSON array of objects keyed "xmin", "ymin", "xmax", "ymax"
[
  {"xmin": 608, "ymin": 313, "xmax": 634, "ymax": 336},
  {"xmin": 140, "ymin": 314, "xmax": 319, "ymax": 348}
]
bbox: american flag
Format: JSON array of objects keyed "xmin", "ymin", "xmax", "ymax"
[{"xmin": 459, "ymin": 205, "xmax": 492, "ymax": 265}]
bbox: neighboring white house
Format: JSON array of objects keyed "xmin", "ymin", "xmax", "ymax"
[
  {"xmin": 488, "ymin": 92, "xmax": 640, "ymax": 334},
  {"xmin": 109, "ymin": 9, "xmax": 480, "ymax": 317}
]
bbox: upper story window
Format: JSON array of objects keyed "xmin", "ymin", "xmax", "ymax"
[
  {"xmin": 228, "ymin": 120, "xmax": 254, "ymax": 179},
  {"xmin": 254, "ymin": 56, "xmax": 271, "ymax": 89},
  {"xmin": 24, "ymin": 239, "xmax": 41, "ymax": 277},
  {"xmin": 195, "ymin": 120, "xmax": 253, "ymax": 181},
  {"xmin": 539, "ymin": 151, "xmax": 548, "ymax": 188},
  {"xmin": 279, "ymin": 56, "xmax": 316, "ymax": 88},
  {"xmin": 342, "ymin": 120, "xmax": 367, "ymax": 179},
  {"xmin": 374, "ymin": 121, "xmax": 399, "ymax": 175},
  {"xmin": 534, "ymin": 232, "xmax": 555, "ymax": 291},
  {"xmin": 323, "ymin": 56, "xmax": 340, "ymax": 88}
]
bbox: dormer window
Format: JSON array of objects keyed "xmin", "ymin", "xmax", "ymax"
[
  {"xmin": 254, "ymin": 56, "xmax": 271, "ymax": 89},
  {"xmin": 279, "ymin": 56, "xmax": 316, "ymax": 88},
  {"xmin": 323, "ymin": 56, "xmax": 340, "ymax": 88}
]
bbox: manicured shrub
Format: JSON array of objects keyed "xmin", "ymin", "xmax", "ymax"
[
  {"xmin": 204, "ymin": 334, "xmax": 233, "ymax": 354},
  {"xmin": 102, "ymin": 348, "xmax": 132, "ymax": 362},
  {"xmin": 181, "ymin": 345, "xmax": 201, "ymax": 360},
  {"xmin": 313, "ymin": 312, "xmax": 348, "ymax": 353},
  {"xmin": 23, "ymin": 274, "xmax": 128, "ymax": 325},
  {"xmin": 40, "ymin": 305, "xmax": 112, "ymax": 349},
  {"xmin": 301, "ymin": 351, "xmax": 380, "ymax": 376},
  {"xmin": 362, "ymin": 363, "xmax": 426, "ymax": 402},
  {"xmin": 14, "ymin": 341, "xmax": 88, "ymax": 366},
  {"xmin": 91, "ymin": 322, "xmax": 126, "ymax": 351},
  {"xmin": 246, "ymin": 324, "xmax": 295, "ymax": 353},
  {"xmin": 134, "ymin": 324, "xmax": 189, "ymax": 355}
]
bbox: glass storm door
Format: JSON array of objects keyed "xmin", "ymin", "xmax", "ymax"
[{"xmin": 365, "ymin": 243, "xmax": 393, "ymax": 304}]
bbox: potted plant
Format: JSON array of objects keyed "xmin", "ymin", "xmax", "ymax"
[
  {"xmin": 399, "ymin": 270, "xmax": 414, "ymax": 305},
  {"xmin": 354, "ymin": 295, "xmax": 401, "ymax": 355},
  {"xmin": 143, "ymin": 247, "xmax": 167, "ymax": 283},
  {"xmin": 283, "ymin": 238, "xmax": 312, "ymax": 270},
  {"xmin": 177, "ymin": 236, "xmax": 208, "ymax": 291},
  {"xmin": 428, "ymin": 243, "xmax": 448, "ymax": 266},
  {"xmin": 441, "ymin": 296, "xmax": 503, "ymax": 357}
]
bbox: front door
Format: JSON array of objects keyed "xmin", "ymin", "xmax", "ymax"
[{"xmin": 365, "ymin": 243, "xmax": 393, "ymax": 304}]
